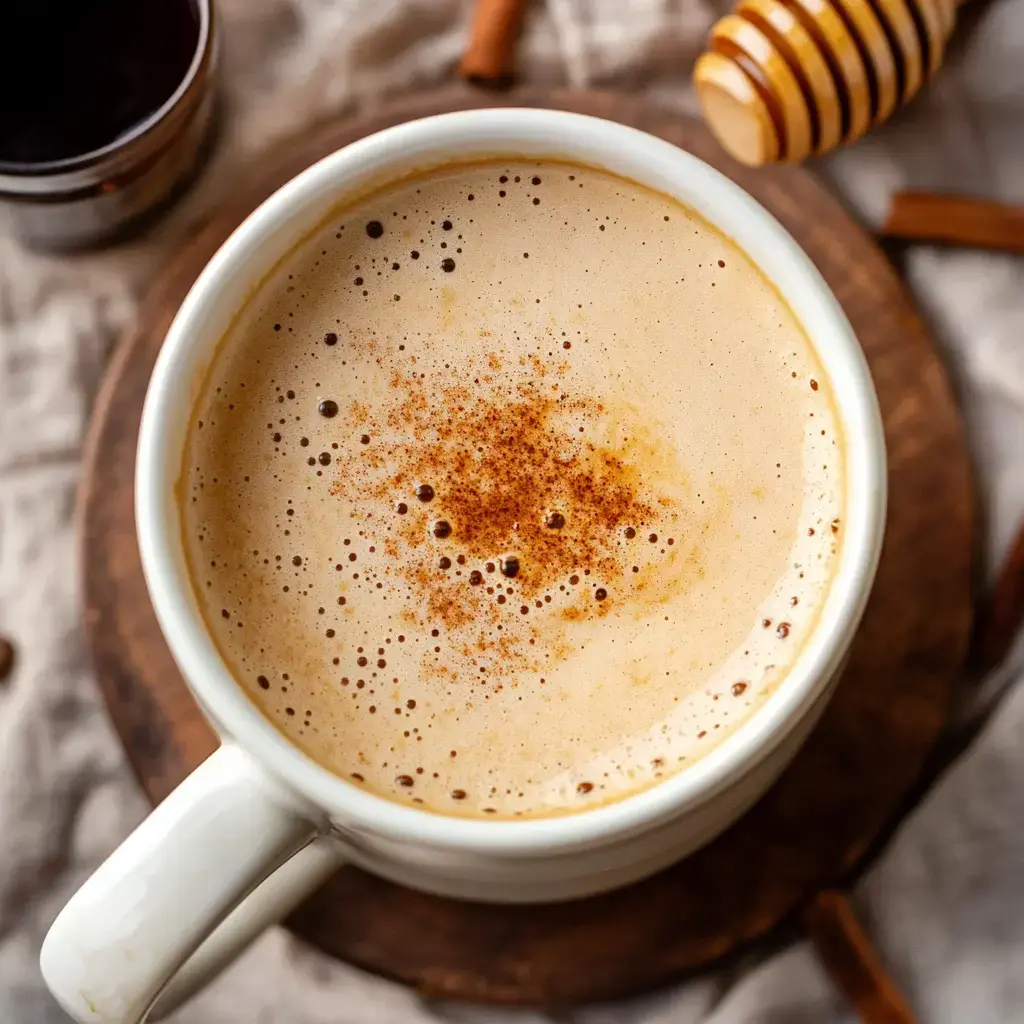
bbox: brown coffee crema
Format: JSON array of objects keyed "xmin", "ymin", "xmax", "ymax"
[{"xmin": 182, "ymin": 159, "xmax": 844, "ymax": 819}]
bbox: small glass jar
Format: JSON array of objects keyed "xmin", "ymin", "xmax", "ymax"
[{"xmin": 0, "ymin": 0, "xmax": 218, "ymax": 250}]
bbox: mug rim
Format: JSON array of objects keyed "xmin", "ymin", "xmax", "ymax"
[{"xmin": 137, "ymin": 108, "xmax": 886, "ymax": 855}]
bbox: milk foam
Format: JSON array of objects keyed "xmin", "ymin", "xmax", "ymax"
[{"xmin": 182, "ymin": 160, "xmax": 844, "ymax": 819}]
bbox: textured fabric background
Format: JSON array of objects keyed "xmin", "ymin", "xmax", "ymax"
[{"xmin": 1, "ymin": 1, "xmax": 1023, "ymax": 1021}]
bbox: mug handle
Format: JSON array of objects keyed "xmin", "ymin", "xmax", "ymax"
[{"xmin": 40, "ymin": 744, "xmax": 343, "ymax": 1024}]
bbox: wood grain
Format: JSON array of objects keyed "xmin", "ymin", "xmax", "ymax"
[{"xmin": 79, "ymin": 87, "xmax": 973, "ymax": 1006}]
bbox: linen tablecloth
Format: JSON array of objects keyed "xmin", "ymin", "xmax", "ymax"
[{"xmin": 2, "ymin": 1, "xmax": 1023, "ymax": 1020}]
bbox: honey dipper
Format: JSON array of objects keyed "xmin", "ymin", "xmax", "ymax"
[{"xmin": 693, "ymin": 0, "xmax": 960, "ymax": 165}]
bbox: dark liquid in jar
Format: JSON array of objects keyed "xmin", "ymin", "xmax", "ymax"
[{"xmin": 0, "ymin": 0, "xmax": 200, "ymax": 165}]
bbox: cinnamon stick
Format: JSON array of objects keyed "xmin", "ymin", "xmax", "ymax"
[
  {"xmin": 972, "ymin": 516, "xmax": 1024, "ymax": 673},
  {"xmin": 805, "ymin": 891, "xmax": 917, "ymax": 1024},
  {"xmin": 881, "ymin": 191, "xmax": 1024, "ymax": 254},
  {"xmin": 0, "ymin": 635, "xmax": 13, "ymax": 683},
  {"xmin": 459, "ymin": 0, "xmax": 529, "ymax": 87}
]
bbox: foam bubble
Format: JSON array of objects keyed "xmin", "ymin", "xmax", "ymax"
[{"xmin": 182, "ymin": 160, "xmax": 844, "ymax": 819}]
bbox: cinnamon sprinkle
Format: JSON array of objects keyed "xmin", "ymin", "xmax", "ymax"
[{"xmin": 328, "ymin": 373, "xmax": 679, "ymax": 643}]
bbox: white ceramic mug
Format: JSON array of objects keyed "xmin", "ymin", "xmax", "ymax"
[{"xmin": 42, "ymin": 109, "xmax": 886, "ymax": 1024}]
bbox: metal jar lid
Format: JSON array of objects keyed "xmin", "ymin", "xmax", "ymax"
[{"xmin": 0, "ymin": 0, "xmax": 219, "ymax": 251}]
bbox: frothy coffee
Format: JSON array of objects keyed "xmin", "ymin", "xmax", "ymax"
[{"xmin": 182, "ymin": 159, "xmax": 844, "ymax": 819}]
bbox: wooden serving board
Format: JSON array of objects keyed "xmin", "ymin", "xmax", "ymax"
[{"xmin": 79, "ymin": 87, "xmax": 974, "ymax": 1006}]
